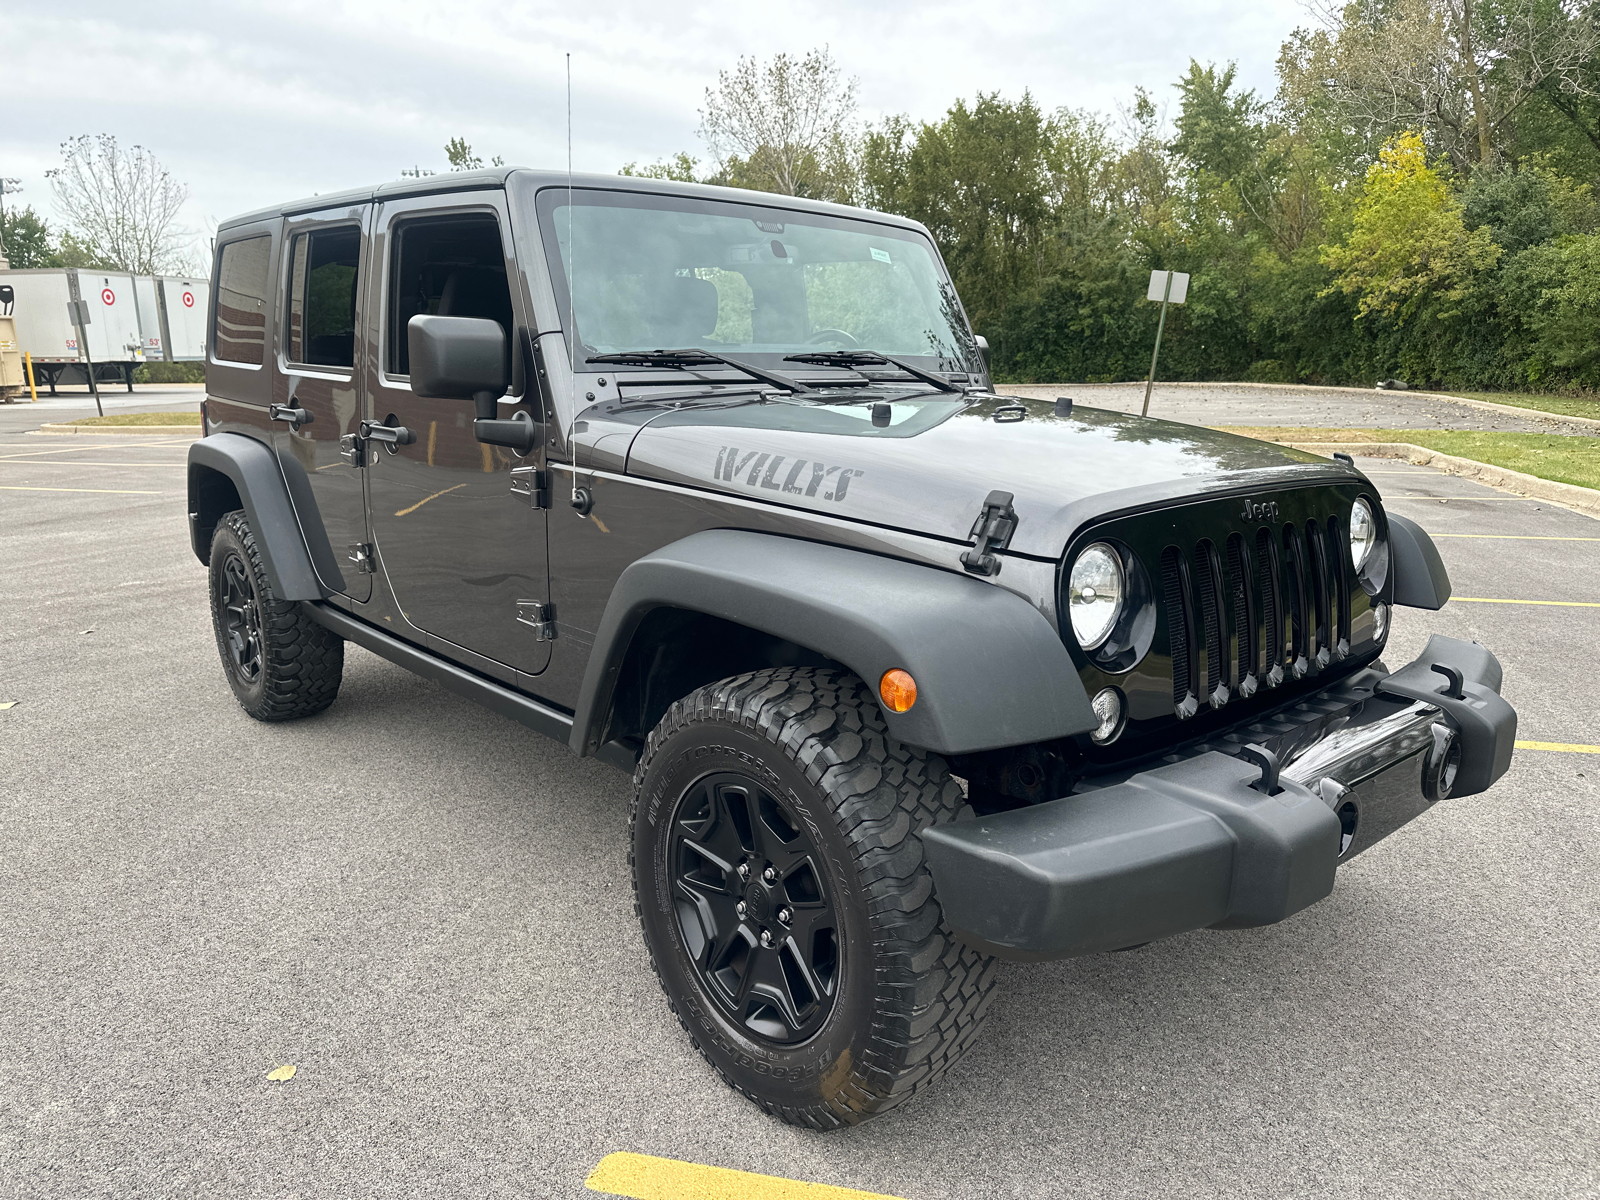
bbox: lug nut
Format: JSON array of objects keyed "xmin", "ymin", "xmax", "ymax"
[
  {"xmin": 762, "ymin": 866, "xmax": 778, "ymax": 885},
  {"xmin": 759, "ymin": 929, "xmax": 775, "ymax": 948},
  {"xmin": 736, "ymin": 862, "xmax": 750, "ymax": 881},
  {"xmin": 778, "ymin": 907, "xmax": 793, "ymax": 925},
  {"xmin": 735, "ymin": 900, "xmax": 748, "ymax": 918}
]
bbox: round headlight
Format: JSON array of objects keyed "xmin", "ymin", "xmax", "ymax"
[
  {"xmin": 1350, "ymin": 498, "xmax": 1377, "ymax": 570},
  {"xmin": 1069, "ymin": 542, "xmax": 1125, "ymax": 651}
]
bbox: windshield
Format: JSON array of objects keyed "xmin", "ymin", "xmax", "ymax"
[{"xmin": 532, "ymin": 187, "xmax": 980, "ymax": 374}]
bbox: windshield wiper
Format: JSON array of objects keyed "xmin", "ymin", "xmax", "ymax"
[
  {"xmin": 588, "ymin": 348, "xmax": 815, "ymax": 394},
  {"xmin": 782, "ymin": 349, "xmax": 963, "ymax": 394}
]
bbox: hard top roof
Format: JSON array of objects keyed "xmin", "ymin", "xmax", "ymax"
[{"xmin": 216, "ymin": 167, "xmax": 928, "ymax": 235}]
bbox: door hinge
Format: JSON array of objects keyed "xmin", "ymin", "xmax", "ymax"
[
  {"xmin": 960, "ymin": 490, "xmax": 1017, "ymax": 577},
  {"xmin": 516, "ymin": 600, "xmax": 557, "ymax": 640},
  {"xmin": 339, "ymin": 432, "xmax": 365, "ymax": 467},
  {"xmin": 509, "ymin": 465, "xmax": 550, "ymax": 509},
  {"xmin": 347, "ymin": 542, "xmax": 376, "ymax": 574}
]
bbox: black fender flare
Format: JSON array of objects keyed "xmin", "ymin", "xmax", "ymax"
[
  {"xmin": 571, "ymin": 529, "xmax": 1097, "ymax": 758},
  {"xmin": 1387, "ymin": 511, "xmax": 1452, "ymax": 610},
  {"xmin": 187, "ymin": 433, "xmax": 326, "ymax": 601}
]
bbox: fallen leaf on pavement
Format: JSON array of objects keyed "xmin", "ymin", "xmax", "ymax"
[{"xmin": 266, "ymin": 1064, "xmax": 296, "ymax": 1082}]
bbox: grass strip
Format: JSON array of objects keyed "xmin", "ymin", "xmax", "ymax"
[
  {"xmin": 66, "ymin": 411, "xmax": 202, "ymax": 427},
  {"xmin": 1213, "ymin": 427, "xmax": 1600, "ymax": 492}
]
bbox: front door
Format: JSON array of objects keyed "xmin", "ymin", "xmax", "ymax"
[
  {"xmin": 273, "ymin": 205, "xmax": 373, "ymax": 602},
  {"xmin": 364, "ymin": 192, "xmax": 552, "ymax": 676}
]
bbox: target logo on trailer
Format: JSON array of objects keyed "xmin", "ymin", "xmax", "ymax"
[
  {"xmin": 101, "ymin": 287, "xmax": 116, "ymax": 306},
  {"xmin": 182, "ymin": 291, "xmax": 195, "ymax": 308}
]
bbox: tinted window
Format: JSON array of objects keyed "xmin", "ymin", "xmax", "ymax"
[
  {"xmin": 387, "ymin": 214, "xmax": 511, "ymax": 376},
  {"xmin": 213, "ymin": 235, "xmax": 271, "ymax": 365},
  {"xmin": 286, "ymin": 228, "xmax": 360, "ymax": 368}
]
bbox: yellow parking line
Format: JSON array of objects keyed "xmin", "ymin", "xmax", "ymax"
[
  {"xmin": 1434, "ymin": 534, "xmax": 1600, "ymax": 542},
  {"xmin": 1453, "ymin": 597, "xmax": 1600, "ymax": 607},
  {"xmin": 0, "ymin": 460, "xmax": 179, "ymax": 468},
  {"xmin": 0, "ymin": 484, "xmax": 161, "ymax": 495},
  {"xmin": 585, "ymin": 1152, "xmax": 905, "ymax": 1200},
  {"xmin": 1516, "ymin": 740, "xmax": 1600, "ymax": 754},
  {"xmin": 394, "ymin": 483, "xmax": 467, "ymax": 516}
]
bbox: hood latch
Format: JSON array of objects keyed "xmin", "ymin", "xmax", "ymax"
[{"xmin": 961, "ymin": 490, "xmax": 1017, "ymax": 577}]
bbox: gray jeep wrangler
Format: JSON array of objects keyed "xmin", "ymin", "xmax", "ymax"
[{"xmin": 188, "ymin": 168, "xmax": 1517, "ymax": 1128}]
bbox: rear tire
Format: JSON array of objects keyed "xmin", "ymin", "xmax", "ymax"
[
  {"xmin": 207, "ymin": 509, "xmax": 343, "ymax": 721},
  {"xmin": 631, "ymin": 667, "xmax": 999, "ymax": 1128}
]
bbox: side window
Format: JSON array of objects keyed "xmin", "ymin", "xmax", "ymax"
[
  {"xmin": 213, "ymin": 235, "xmax": 271, "ymax": 365},
  {"xmin": 387, "ymin": 214, "xmax": 512, "ymax": 377},
  {"xmin": 286, "ymin": 227, "xmax": 361, "ymax": 368}
]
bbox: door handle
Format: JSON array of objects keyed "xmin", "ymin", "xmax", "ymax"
[
  {"xmin": 269, "ymin": 403, "xmax": 313, "ymax": 428},
  {"xmin": 359, "ymin": 420, "xmax": 416, "ymax": 447}
]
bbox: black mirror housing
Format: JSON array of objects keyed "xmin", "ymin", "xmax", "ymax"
[
  {"xmin": 973, "ymin": 334, "xmax": 991, "ymax": 376},
  {"xmin": 408, "ymin": 315, "xmax": 508, "ymax": 419}
]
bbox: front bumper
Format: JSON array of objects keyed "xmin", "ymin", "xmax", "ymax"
[{"xmin": 923, "ymin": 634, "xmax": 1517, "ymax": 962}]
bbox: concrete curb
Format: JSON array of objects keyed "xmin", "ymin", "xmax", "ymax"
[
  {"xmin": 36, "ymin": 424, "xmax": 201, "ymax": 436},
  {"xmin": 1285, "ymin": 441, "xmax": 1600, "ymax": 519}
]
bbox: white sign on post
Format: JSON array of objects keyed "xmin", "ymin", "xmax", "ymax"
[{"xmin": 1146, "ymin": 270, "xmax": 1190, "ymax": 305}]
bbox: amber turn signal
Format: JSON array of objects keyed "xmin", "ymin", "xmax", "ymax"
[{"xmin": 879, "ymin": 669, "xmax": 918, "ymax": 713}]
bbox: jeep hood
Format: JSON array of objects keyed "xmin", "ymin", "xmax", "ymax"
[{"xmin": 619, "ymin": 393, "xmax": 1353, "ymax": 558}]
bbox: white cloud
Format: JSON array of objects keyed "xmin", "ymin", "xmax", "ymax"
[{"xmin": 0, "ymin": 0, "xmax": 1309, "ymax": 255}]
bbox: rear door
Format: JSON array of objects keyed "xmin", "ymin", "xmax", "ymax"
[
  {"xmin": 273, "ymin": 204, "xmax": 373, "ymax": 602},
  {"xmin": 364, "ymin": 191, "xmax": 552, "ymax": 677}
]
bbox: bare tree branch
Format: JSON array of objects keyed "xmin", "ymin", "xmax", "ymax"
[{"xmin": 47, "ymin": 135, "xmax": 191, "ymax": 274}]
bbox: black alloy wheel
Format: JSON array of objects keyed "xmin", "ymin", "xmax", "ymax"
[
  {"xmin": 219, "ymin": 550, "xmax": 265, "ymax": 685},
  {"xmin": 206, "ymin": 509, "xmax": 344, "ymax": 721},
  {"xmin": 631, "ymin": 667, "xmax": 1001, "ymax": 1129},
  {"xmin": 669, "ymin": 771, "xmax": 840, "ymax": 1044}
]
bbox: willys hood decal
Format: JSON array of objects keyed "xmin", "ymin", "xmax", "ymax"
[{"xmin": 620, "ymin": 394, "xmax": 1350, "ymax": 558}]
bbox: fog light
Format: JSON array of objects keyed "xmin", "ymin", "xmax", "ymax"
[
  {"xmin": 1372, "ymin": 601, "xmax": 1389, "ymax": 641},
  {"xmin": 1090, "ymin": 687, "xmax": 1125, "ymax": 745},
  {"xmin": 879, "ymin": 669, "xmax": 917, "ymax": 713}
]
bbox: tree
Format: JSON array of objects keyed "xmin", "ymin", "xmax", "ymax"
[
  {"xmin": 619, "ymin": 152, "xmax": 700, "ymax": 182},
  {"xmin": 1281, "ymin": 0, "xmax": 1600, "ymax": 174},
  {"xmin": 445, "ymin": 137, "xmax": 504, "ymax": 171},
  {"xmin": 698, "ymin": 47, "xmax": 859, "ymax": 200},
  {"xmin": 1322, "ymin": 130, "xmax": 1502, "ymax": 318},
  {"xmin": 47, "ymin": 135, "xmax": 192, "ymax": 274},
  {"xmin": 0, "ymin": 206, "xmax": 62, "ymax": 269}
]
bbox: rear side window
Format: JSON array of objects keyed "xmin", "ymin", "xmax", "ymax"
[
  {"xmin": 213, "ymin": 236, "xmax": 271, "ymax": 365},
  {"xmin": 387, "ymin": 214, "xmax": 511, "ymax": 376},
  {"xmin": 286, "ymin": 228, "xmax": 361, "ymax": 368}
]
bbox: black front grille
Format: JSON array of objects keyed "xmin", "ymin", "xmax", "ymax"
[{"xmin": 1160, "ymin": 511, "xmax": 1360, "ymax": 719}]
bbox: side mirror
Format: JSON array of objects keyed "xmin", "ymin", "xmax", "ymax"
[
  {"xmin": 408, "ymin": 314, "xmax": 507, "ymax": 420},
  {"xmin": 973, "ymin": 334, "xmax": 991, "ymax": 376}
]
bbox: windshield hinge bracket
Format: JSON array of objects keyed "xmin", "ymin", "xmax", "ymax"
[{"xmin": 960, "ymin": 490, "xmax": 1017, "ymax": 577}]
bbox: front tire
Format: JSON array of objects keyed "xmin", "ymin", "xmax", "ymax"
[
  {"xmin": 207, "ymin": 509, "xmax": 343, "ymax": 721},
  {"xmin": 631, "ymin": 667, "xmax": 999, "ymax": 1128}
]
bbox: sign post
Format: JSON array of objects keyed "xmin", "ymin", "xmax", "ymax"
[
  {"xmin": 1142, "ymin": 269, "xmax": 1190, "ymax": 418},
  {"xmin": 69, "ymin": 297, "xmax": 103, "ymax": 418}
]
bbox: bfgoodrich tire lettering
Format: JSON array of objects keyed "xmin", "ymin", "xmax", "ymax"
[
  {"xmin": 207, "ymin": 509, "xmax": 343, "ymax": 721},
  {"xmin": 630, "ymin": 667, "xmax": 999, "ymax": 1128}
]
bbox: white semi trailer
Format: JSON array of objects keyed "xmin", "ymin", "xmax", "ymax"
[
  {"xmin": 0, "ymin": 267, "xmax": 204, "ymax": 392},
  {"xmin": 155, "ymin": 276, "xmax": 209, "ymax": 360}
]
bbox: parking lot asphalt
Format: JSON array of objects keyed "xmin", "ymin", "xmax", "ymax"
[
  {"xmin": 1000, "ymin": 380, "xmax": 1600, "ymax": 436},
  {"xmin": 1, "ymin": 419, "xmax": 1597, "ymax": 1199}
]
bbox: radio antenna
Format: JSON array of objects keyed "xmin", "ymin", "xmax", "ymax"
[{"xmin": 565, "ymin": 51, "xmax": 581, "ymax": 507}]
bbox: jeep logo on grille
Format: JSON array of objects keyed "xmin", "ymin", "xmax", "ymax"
[{"xmin": 1241, "ymin": 498, "xmax": 1279, "ymax": 522}]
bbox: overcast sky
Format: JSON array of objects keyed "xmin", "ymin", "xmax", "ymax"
[{"xmin": 3, "ymin": 0, "xmax": 1310, "ymax": 263}]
